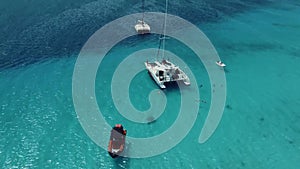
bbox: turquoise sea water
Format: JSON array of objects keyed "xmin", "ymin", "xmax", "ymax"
[{"xmin": 1, "ymin": 0, "xmax": 300, "ymax": 168}]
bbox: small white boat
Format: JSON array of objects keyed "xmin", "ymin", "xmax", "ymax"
[
  {"xmin": 145, "ymin": 59, "xmax": 190, "ymax": 89},
  {"xmin": 135, "ymin": 20, "xmax": 150, "ymax": 34},
  {"xmin": 216, "ymin": 61, "xmax": 226, "ymax": 67}
]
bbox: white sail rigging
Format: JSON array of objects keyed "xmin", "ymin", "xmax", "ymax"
[{"xmin": 144, "ymin": 0, "xmax": 190, "ymax": 89}]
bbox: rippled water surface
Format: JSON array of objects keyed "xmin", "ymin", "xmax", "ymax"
[{"xmin": 1, "ymin": 0, "xmax": 300, "ymax": 168}]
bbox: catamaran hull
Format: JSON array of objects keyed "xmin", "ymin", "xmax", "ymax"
[
  {"xmin": 135, "ymin": 23, "xmax": 150, "ymax": 34},
  {"xmin": 147, "ymin": 70, "xmax": 166, "ymax": 89},
  {"xmin": 145, "ymin": 63, "xmax": 166, "ymax": 89}
]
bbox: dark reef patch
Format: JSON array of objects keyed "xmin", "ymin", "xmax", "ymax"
[
  {"xmin": 225, "ymin": 104, "xmax": 232, "ymax": 110},
  {"xmin": 260, "ymin": 117, "xmax": 264, "ymax": 122}
]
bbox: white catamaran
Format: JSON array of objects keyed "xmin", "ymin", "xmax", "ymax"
[
  {"xmin": 135, "ymin": 0, "xmax": 150, "ymax": 34},
  {"xmin": 144, "ymin": 0, "xmax": 190, "ymax": 89}
]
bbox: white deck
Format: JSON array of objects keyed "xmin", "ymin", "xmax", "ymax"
[
  {"xmin": 145, "ymin": 59, "xmax": 190, "ymax": 89},
  {"xmin": 135, "ymin": 20, "xmax": 150, "ymax": 34}
]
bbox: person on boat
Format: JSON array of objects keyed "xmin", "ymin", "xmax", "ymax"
[{"xmin": 108, "ymin": 124, "xmax": 127, "ymax": 158}]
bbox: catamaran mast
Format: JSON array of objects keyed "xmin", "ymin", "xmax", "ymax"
[
  {"xmin": 155, "ymin": 0, "xmax": 168, "ymax": 61},
  {"xmin": 142, "ymin": 0, "xmax": 145, "ymax": 23},
  {"xmin": 162, "ymin": 0, "xmax": 168, "ymax": 59}
]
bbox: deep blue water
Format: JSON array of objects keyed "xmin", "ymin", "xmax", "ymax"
[{"xmin": 1, "ymin": 0, "xmax": 300, "ymax": 168}]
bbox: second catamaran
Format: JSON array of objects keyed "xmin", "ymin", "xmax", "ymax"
[{"xmin": 135, "ymin": 0, "xmax": 150, "ymax": 34}]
